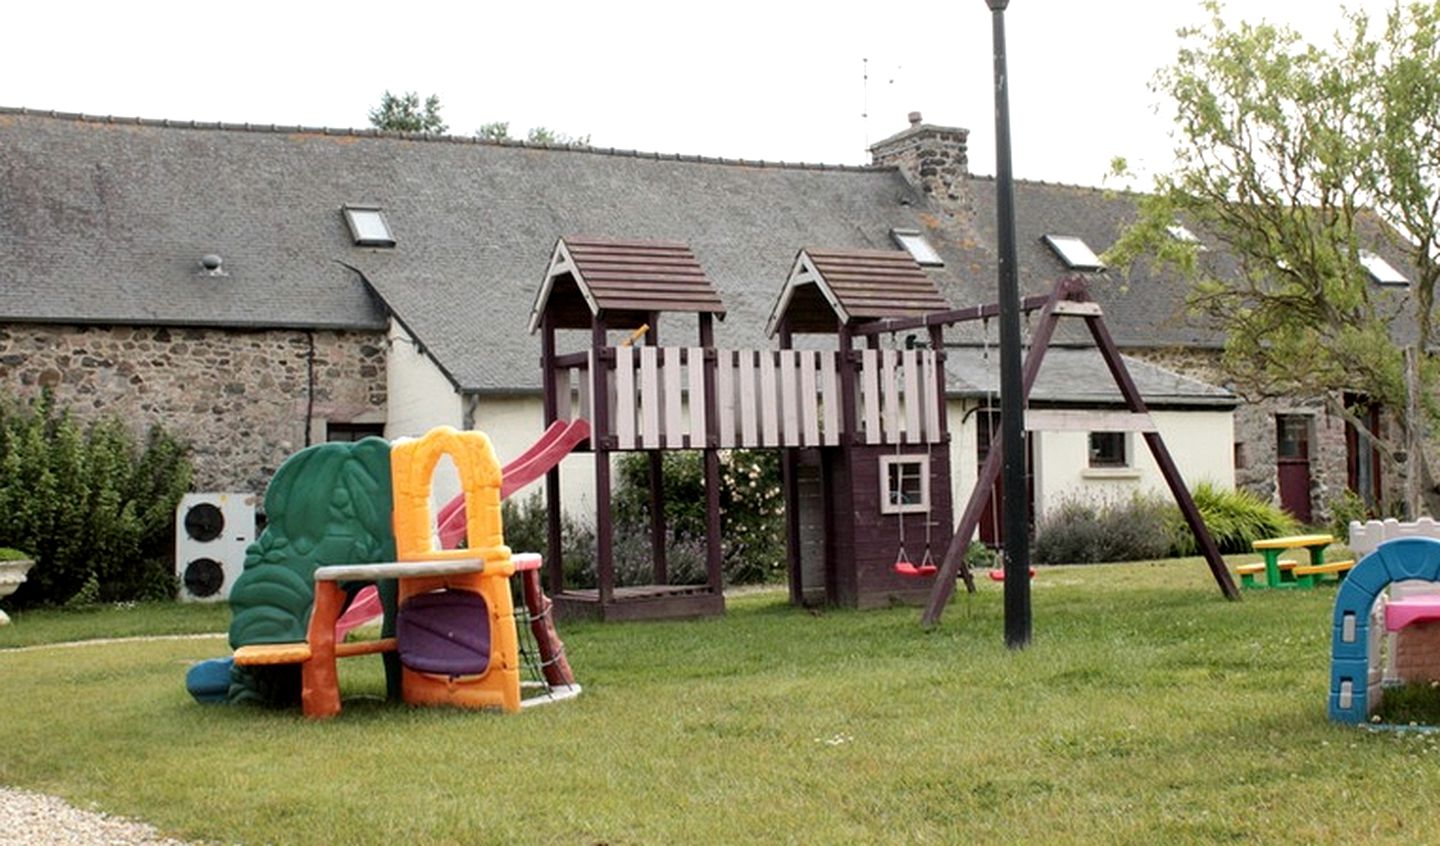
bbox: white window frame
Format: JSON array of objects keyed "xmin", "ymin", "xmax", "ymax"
[
  {"xmin": 1088, "ymin": 431, "xmax": 1130, "ymax": 469},
  {"xmin": 1042, "ymin": 234, "xmax": 1105, "ymax": 271},
  {"xmin": 342, "ymin": 205, "xmax": 396, "ymax": 247},
  {"xmin": 1360, "ymin": 250, "xmax": 1409, "ymax": 286},
  {"xmin": 890, "ymin": 228, "xmax": 944, "ymax": 267},
  {"xmin": 879, "ymin": 454, "xmax": 931, "ymax": 514}
]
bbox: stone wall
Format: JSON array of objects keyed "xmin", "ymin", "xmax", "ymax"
[
  {"xmin": 869, "ymin": 112, "xmax": 972, "ymax": 216},
  {"xmin": 1127, "ymin": 346, "xmax": 1403, "ymax": 524},
  {"xmin": 0, "ymin": 324, "xmax": 387, "ymax": 494}
]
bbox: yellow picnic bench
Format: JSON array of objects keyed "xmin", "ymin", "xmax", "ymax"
[{"xmin": 1242, "ymin": 534, "xmax": 1354, "ymax": 589}]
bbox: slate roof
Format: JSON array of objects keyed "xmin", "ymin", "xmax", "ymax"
[
  {"xmin": 944, "ymin": 345, "xmax": 1237, "ymax": 408},
  {"xmin": 0, "ymin": 107, "xmax": 1279, "ymax": 405}
]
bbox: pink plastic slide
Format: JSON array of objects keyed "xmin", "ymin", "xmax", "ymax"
[
  {"xmin": 436, "ymin": 418, "xmax": 591, "ymax": 549},
  {"xmin": 333, "ymin": 420, "xmax": 590, "ymax": 640}
]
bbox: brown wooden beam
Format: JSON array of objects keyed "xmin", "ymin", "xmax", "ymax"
[{"xmin": 851, "ymin": 293, "xmax": 1053, "ymax": 337}]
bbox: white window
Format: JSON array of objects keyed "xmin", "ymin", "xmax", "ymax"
[
  {"xmin": 879, "ymin": 455, "xmax": 931, "ymax": 514},
  {"xmin": 1360, "ymin": 250, "xmax": 1408, "ymax": 286},
  {"xmin": 1088, "ymin": 432, "xmax": 1128, "ymax": 468},
  {"xmin": 1042, "ymin": 234, "xmax": 1105, "ymax": 271},
  {"xmin": 1166, "ymin": 223, "xmax": 1206, "ymax": 250},
  {"xmin": 891, "ymin": 229, "xmax": 944, "ymax": 266},
  {"xmin": 342, "ymin": 206, "xmax": 396, "ymax": 247}
]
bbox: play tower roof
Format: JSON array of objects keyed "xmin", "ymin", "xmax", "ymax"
[
  {"xmin": 765, "ymin": 248, "xmax": 951, "ymax": 335},
  {"xmin": 529, "ymin": 237, "xmax": 727, "ymax": 333}
]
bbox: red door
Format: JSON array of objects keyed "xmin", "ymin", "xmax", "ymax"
[
  {"xmin": 1276, "ymin": 414, "xmax": 1312, "ymax": 524},
  {"xmin": 977, "ymin": 409, "xmax": 1034, "ymax": 545}
]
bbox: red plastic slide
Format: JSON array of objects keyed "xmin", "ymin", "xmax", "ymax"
[{"xmin": 436, "ymin": 419, "xmax": 591, "ymax": 549}]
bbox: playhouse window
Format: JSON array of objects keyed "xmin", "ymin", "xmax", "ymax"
[
  {"xmin": 880, "ymin": 455, "xmax": 930, "ymax": 514},
  {"xmin": 1089, "ymin": 432, "xmax": 1128, "ymax": 468}
]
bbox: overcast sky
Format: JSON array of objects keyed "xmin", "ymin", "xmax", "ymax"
[{"xmin": 5, "ymin": 1, "xmax": 1396, "ymax": 188}]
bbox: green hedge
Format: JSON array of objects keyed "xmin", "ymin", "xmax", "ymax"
[
  {"xmin": 1033, "ymin": 484, "xmax": 1298, "ymax": 565},
  {"xmin": 0, "ymin": 393, "xmax": 192, "ymax": 607}
]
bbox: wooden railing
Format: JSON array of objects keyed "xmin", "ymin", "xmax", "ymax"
[{"xmin": 549, "ymin": 346, "xmax": 943, "ymax": 450}]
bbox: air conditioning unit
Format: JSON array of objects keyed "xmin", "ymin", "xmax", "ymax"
[{"xmin": 175, "ymin": 492, "xmax": 256, "ymax": 602}]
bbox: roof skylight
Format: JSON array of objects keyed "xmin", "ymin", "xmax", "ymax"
[
  {"xmin": 342, "ymin": 206, "xmax": 396, "ymax": 248},
  {"xmin": 891, "ymin": 229, "xmax": 944, "ymax": 266},
  {"xmin": 1042, "ymin": 234, "xmax": 1105, "ymax": 271},
  {"xmin": 1360, "ymin": 250, "xmax": 1408, "ymax": 286}
]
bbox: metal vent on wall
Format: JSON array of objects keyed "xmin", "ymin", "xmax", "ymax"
[{"xmin": 175, "ymin": 492, "xmax": 256, "ymax": 602}]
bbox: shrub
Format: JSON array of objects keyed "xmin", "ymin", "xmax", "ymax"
[
  {"xmin": 612, "ymin": 449, "xmax": 785, "ymax": 585},
  {"xmin": 1326, "ymin": 489, "xmax": 1371, "ymax": 543},
  {"xmin": 1166, "ymin": 482, "xmax": 1298, "ymax": 556},
  {"xmin": 1032, "ymin": 493, "xmax": 1173, "ymax": 565},
  {"xmin": 500, "ymin": 491, "xmax": 596, "ymax": 588},
  {"xmin": 0, "ymin": 392, "xmax": 192, "ymax": 607}
]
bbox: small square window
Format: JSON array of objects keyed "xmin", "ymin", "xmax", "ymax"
[
  {"xmin": 891, "ymin": 229, "xmax": 944, "ymax": 266},
  {"xmin": 880, "ymin": 455, "xmax": 931, "ymax": 514},
  {"xmin": 1359, "ymin": 250, "xmax": 1408, "ymax": 286},
  {"xmin": 342, "ymin": 206, "xmax": 396, "ymax": 247},
  {"xmin": 1042, "ymin": 234, "xmax": 1105, "ymax": 271},
  {"xmin": 1088, "ymin": 432, "xmax": 1128, "ymax": 468},
  {"xmin": 326, "ymin": 422, "xmax": 386, "ymax": 442}
]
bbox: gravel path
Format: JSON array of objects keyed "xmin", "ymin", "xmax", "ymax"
[{"xmin": 0, "ymin": 787, "xmax": 196, "ymax": 845}]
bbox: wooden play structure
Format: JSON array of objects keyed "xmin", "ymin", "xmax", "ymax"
[{"xmin": 526, "ymin": 238, "xmax": 1236, "ymax": 622}]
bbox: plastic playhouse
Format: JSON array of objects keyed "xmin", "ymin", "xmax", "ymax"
[
  {"xmin": 187, "ymin": 425, "xmax": 580, "ymax": 717},
  {"xmin": 1328, "ymin": 518, "xmax": 1440, "ymax": 725}
]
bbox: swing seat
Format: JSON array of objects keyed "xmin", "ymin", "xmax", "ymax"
[
  {"xmin": 894, "ymin": 561, "xmax": 938, "ymax": 577},
  {"xmin": 987, "ymin": 567, "xmax": 1037, "ymax": 582},
  {"xmin": 893, "ymin": 548, "xmax": 938, "ymax": 578}
]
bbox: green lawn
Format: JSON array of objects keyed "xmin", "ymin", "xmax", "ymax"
[{"xmin": 3, "ymin": 557, "xmax": 1439, "ymax": 845}]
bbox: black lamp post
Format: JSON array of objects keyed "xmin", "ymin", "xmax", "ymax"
[{"xmin": 986, "ymin": 0, "xmax": 1032, "ymax": 649}]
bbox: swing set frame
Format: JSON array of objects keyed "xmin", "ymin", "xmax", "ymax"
[{"xmin": 852, "ymin": 275, "xmax": 1241, "ymax": 626}]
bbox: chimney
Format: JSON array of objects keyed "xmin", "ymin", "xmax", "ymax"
[{"xmin": 869, "ymin": 112, "xmax": 971, "ymax": 209}]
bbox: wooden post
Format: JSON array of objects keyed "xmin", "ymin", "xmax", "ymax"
[
  {"xmin": 646, "ymin": 315, "xmax": 668, "ymax": 584},
  {"xmin": 541, "ymin": 312, "xmax": 565, "ymax": 595},
  {"xmin": 838, "ymin": 323, "xmax": 858, "ymax": 446},
  {"xmin": 779, "ymin": 317, "xmax": 804, "ymax": 605},
  {"xmin": 592, "ymin": 317, "xmax": 615, "ymax": 605},
  {"xmin": 700, "ymin": 314, "xmax": 723, "ymax": 594}
]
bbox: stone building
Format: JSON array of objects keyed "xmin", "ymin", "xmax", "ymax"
[{"xmin": 0, "ymin": 105, "xmax": 1399, "ymax": 528}]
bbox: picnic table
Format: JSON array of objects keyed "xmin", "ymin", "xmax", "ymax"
[{"xmin": 1240, "ymin": 534, "xmax": 1354, "ymax": 589}]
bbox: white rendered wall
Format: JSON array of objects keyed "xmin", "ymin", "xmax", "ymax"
[
  {"xmin": 1030, "ymin": 408, "xmax": 1234, "ymax": 519},
  {"xmin": 386, "ymin": 322, "xmax": 464, "ymax": 437},
  {"xmin": 469, "ymin": 394, "xmax": 598, "ymax": 522},
  {"xmin": 944, "ymin": 399, "xmax": 1235, "ymax": 537},
  {"xmin": 385, "ymin": 321, "xmax": 465, "ymax": 508}
]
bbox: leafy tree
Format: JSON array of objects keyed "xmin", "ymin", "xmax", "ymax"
[
  {"xmin": 526, "ymin": 126, "xmax": 591, "ymax": 146},
  {"xmin": 1108, "ymin": 1, "xmax": 1440, "ymax": 512},
  {"xmin": 0, "ymin": 392, "xmax": 192, "ymax": 606},
  {"xmin": 368, "ymin": 90, "xmax": 447, "ymax": 133},
  {"xmin": 476, "ymin": 121, "xmax": 511, "ymax": 141}
]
